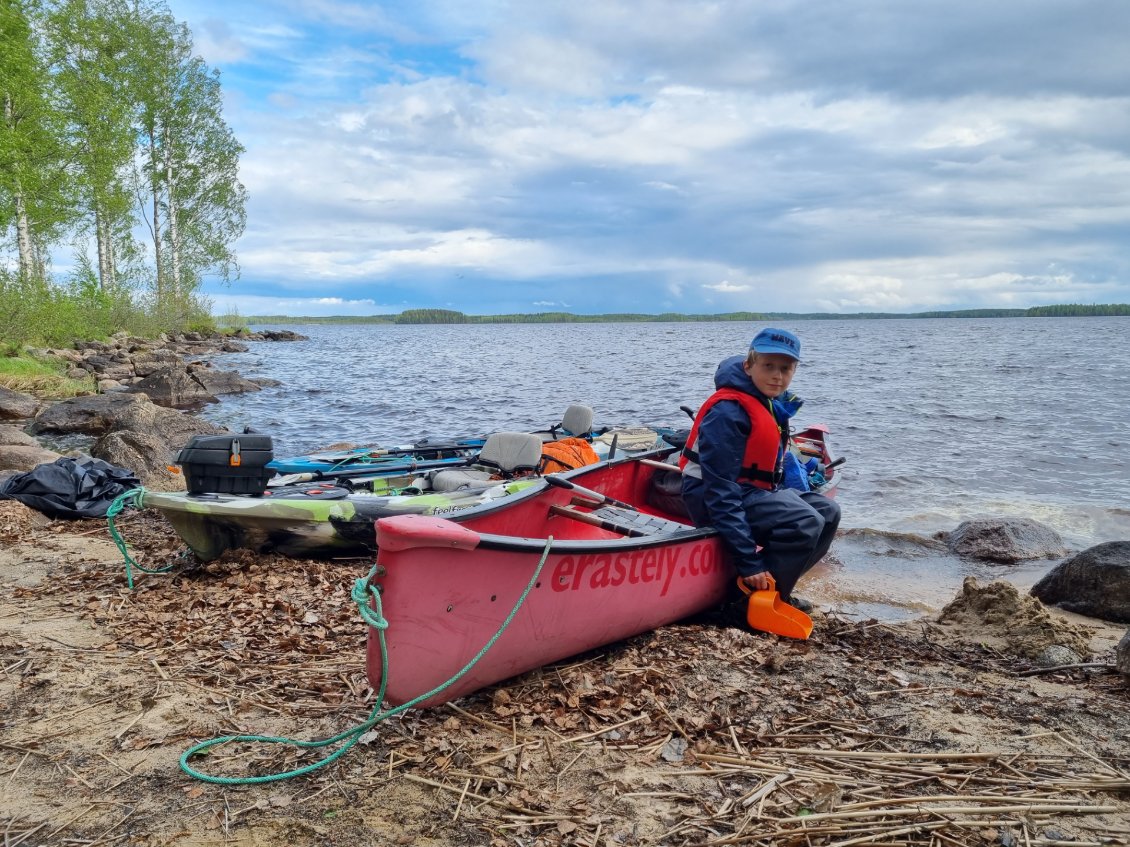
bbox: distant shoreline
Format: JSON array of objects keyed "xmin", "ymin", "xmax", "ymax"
[{"xmin": 233, "ymin": 304, "xmax": 1130, "ymax": 325}]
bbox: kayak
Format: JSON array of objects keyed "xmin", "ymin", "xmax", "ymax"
[
  {"xmin": 364, "ymin": 426, "xmax": 840, "ymax": 707},
  {"xmin": 267, "ymin": 403, "xmax": 609, "ymax": 475},
  {"xmin": 141, "ymin": 475, "xmax": 543, "ymax": 562},
  {"xmin": 363, "ymin": 426, "xmax": 840, "ymax": 706},
  {"xmin": 145, "ymin": 424, "xmax": 834, "ymax": 567},
  {"xmin": 147, "ymin": 428, "xmax": 682, "ymax": 561}
]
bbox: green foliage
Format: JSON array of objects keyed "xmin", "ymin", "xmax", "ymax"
[
  {"xmin": 0, "ymin": 347, "xmax": 96, "ymax": 395},
  {"xmin": 1026, "ymin": 303, "xmax": 1130, "ymax": 317},
  {"xmin": 395, "ymin": 309, "xmax": 468, "ymax": 324},
  {"xmin": 2, "ymin": 0, "xmax": 246, "ymax": 344}
]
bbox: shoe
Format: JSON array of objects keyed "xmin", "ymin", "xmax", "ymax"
[{"xmin": 784, "ymin": 595, "xmax": 814, "ymax": 613}]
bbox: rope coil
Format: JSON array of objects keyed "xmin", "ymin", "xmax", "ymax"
[{"xmin": 178, "ymin": 535, "xmax": 555, "ymax": 784}]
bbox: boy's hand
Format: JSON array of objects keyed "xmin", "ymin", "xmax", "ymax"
[{"xmin": 742, "ymin": 572, "xmax": 771, "ymax": 591}]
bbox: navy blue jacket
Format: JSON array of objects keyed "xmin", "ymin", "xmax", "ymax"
[{"xmin": 681, "ymin": 355, "xmax": 803, "ymax": 576}]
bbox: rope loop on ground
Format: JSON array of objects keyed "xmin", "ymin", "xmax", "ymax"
[
  {"xmin": 180, "ymin": 535, "xmax": 555, "ymax": 785},
  {"xmin": 106, "ymin": 487, "xmax": 177, "ymax": 589}
]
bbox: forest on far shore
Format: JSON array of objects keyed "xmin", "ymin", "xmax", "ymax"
[{"xmin": 239, "ymin": 303, "xmax": 1130, "ymax": 325}]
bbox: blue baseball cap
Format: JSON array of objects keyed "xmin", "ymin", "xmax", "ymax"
[{"xmin": 750, "ymin": 327, "xmax": 801, "ymax": 361}]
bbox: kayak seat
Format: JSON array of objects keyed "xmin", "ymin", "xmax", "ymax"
[
  {"xmin": 431, "ymin": 432, "xmax": 543, "ymax": 493},
  {"xmin": 537, "ymin": 404, "xmax": 594, "ymax": 442}
]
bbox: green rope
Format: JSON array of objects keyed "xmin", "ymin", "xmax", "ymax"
[
  {"xmin": 106, "ymin": 487, "xmax": 177, "ymax": 590},
  {"xmin": 179, "ymin": 535, "xmax": 555, "ymax": 785}
]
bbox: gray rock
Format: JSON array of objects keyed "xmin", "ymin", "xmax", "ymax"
[
  {"xmin": 1116, "ymin": 630, "xmax": 1130, "ymax": 677},
  {"xmin": 0, "ymin": 425, "xmax": 38, "ymax": 447},
  {"xmin": 92, "ymin": 430, "xmax": 186, "ymax": 491},
  {"xmin": 30, "ymin": 393, "xmax": 150, "ymax": 436},
  {"xmin": 945, "ymin": 517, "xmax": 1067, "ymax": 563},
  {"xmin": 0, "ymin": 386, "xmax": 40, "ymax": 420},
  {"xmin": 189, "ymin": 364, "xmax": 262, "ymax": 398},
  {"xmin": 114, "ymin": 399, "xmax": 226, "ymax": 448},
  {"xmin": 127, "ymin": 365, "xmax": 219, "ymax": 408},
  {"xmin": 257, "ymin": 329, "xmax": 308, "ymax": 341},
  {"xmin": 0, "ymin": 443, "xmax": 63, "ymax": 472},
  {"xmin": 1030, "ymin": 541, "xmax": 1130, "ymax": 623},
  {"xmin": 129, "ymin": 349, "xmax": 182, "ymax": 377},
  {"xmin": 1033, "ymin": 645, "xmax": 1082, "ymax": 667}
]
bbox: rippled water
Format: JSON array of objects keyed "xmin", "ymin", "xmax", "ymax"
[{"xmin": 199, "ymin": 317, "xmax": 1130, "ymax": 620}]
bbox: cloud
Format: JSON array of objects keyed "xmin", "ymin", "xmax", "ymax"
[
  {"xmin": 703, "ymin": 281, "xmax": 752, "ymax": 293},
  {"xmin": 163, "ymin": 0, "xmax": 1130, "ymax": 316}
]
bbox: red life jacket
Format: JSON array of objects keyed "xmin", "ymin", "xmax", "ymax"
[{"xmin": 679, "ymin": 388, "xmax": 783, "ymax": 490}]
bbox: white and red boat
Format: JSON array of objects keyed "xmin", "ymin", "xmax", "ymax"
[{"xmin": 365, "ymin": 426, "xmax": 840, "ymax": 707}]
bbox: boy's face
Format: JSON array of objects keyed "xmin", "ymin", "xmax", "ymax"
[{"xmin": 744, "ymin": 353, "xmax": 798, "ymax": 398}]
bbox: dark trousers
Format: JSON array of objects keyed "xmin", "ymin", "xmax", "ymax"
[
  {"xmin": 742, "ymin": 489, "xmax": 841, "ymax": 598},
  {"xmin": 684, "ymin": 486, "xmax": 841, "ymax": 600}
]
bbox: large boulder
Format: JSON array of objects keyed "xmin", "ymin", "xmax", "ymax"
[
  {"xmin": 1029, "ymin": 541, "xmax": 1130, "ymax": 623},
  {"xmin": 129, "ymin": 349, "xmax": 183, "ymax": 377},
  {"xmin": 0, "ymin": 386, "xmax": 40, "ymax": 420},
  {"xmin": 113, "ymin": 400, "xmax": 225, "ymax": 449},
  {"xmin": 188, "ymin": 363, "xmax": 262, "ymax": 398},
  {"xmin": 0, "ymin": 443, "xmax": 63, "ymax": 472},
  {"xmin": 944, "ymin": 517, "xmax": 1067, "ymax": 563},
  {"xmin": 0, "ymin": 425, "xmax": 38, "ymax": 447},
  {"xmin": 127, "ymin": 365, "xmax": 219, "ymax": 408},
  {"xmin": 92, "ymin": 430, "xmax": 186, "ymax": 491},
  {"xmin": 30, "ymin": 392, "xmax": 151, "ymax": 436}
]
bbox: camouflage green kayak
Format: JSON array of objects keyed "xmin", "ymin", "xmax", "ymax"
[{"xmin": 140, "ymin": 476, "xmax": 542, "ymax": 561}]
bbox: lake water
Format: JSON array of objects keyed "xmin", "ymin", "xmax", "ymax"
[{"xmin": 198, "ymin": 317, "xmax": 1130, "ymax": 621}]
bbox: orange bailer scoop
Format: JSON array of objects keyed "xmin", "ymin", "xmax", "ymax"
[{"xmin": 736, "ymin": 575, "xmax": 813, "ymax": 640}]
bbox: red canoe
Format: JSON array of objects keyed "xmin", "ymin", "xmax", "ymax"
[{"xmin": 365, "ymin": 426, "xmax": 839, "ymax": 707}]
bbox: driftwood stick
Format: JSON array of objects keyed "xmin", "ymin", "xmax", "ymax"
[
  {"xmin": 1015, "ymin": 662, "xmax": 1114, "ymax": 677},
  {"xmin": 780, "ymin": 803, "xmax": 1119, "ymax": 824}
]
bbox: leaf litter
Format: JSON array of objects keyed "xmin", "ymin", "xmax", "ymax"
[{"xmin": 0, "ymin": 499, "xmax": 1127, "ymax": 846}]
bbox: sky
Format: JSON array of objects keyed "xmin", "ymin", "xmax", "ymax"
[{"xmin": 166, "ymin": 0, "xmax": 1130, "ymax": 317}]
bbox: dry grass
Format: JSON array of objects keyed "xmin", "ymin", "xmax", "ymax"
[{"xmin": 1, "ymin": 503, "xmax": 1128, "ymax": 846}]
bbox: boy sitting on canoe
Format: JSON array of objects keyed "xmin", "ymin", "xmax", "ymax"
[{"xmin": 679, "ymin": 328, "xmax": 840, "ymax": 612}]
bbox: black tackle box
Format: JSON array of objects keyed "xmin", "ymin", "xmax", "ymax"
[{"xmin": 176, "ymin": 434, "xmax": 274, "ymax": 495}]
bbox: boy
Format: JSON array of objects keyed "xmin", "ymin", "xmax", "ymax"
[{"xmin": 680, "ymin": 328, "xmax": 840, "ymax": 611}]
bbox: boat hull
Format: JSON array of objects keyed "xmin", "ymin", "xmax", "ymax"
[
  {"xmin": 367, "ymin": 513, "xmax": 730, "ymax": 707},
  {"xmin": 364, "ymin": 425, "xmax": 840, "ymax": 706},
  {"xmin": 140, "ymin": 479, "xmax": 540, "ymax": 561}
]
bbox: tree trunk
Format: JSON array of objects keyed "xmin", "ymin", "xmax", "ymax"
[
  {"xmin": 94, "ymin": 203, "xmax": 114, "ymax": 290},
  {"xmin": 4, "ymin": 93, "xmax": 37, "ymax": 280},
  {"xmin": 164, "ymin": 130, "xmax": 182, "ymax": 290},
  {"xmin": 149, "ymin": 126, "xmax": 164, "ymax": 302},
  {"xmin": 14, "ymin": 190, "xmax": 36, "ymax": 280}
]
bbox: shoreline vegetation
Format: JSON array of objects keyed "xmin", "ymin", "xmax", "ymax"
[{"xmin": 240, "ymin": 303, "xmax": 1130, "ymax": 325}]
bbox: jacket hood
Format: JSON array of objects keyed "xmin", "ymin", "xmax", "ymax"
[{"xmin": 712, "ymin": 355, "xmax": 804, "ymax": 420}]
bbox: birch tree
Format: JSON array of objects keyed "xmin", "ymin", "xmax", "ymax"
[
  {"xmin": 44, "ymin": 0, "xmax": 139, "ymax": 291},
  {"xmin": 135, "ymin": 5, "xmax": 246, "ymax": 323},
  {"xmin": 0, "ymin": 0, "xmax": 72, "ymax": 280}
]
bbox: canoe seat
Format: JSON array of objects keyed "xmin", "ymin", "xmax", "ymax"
[
  {"xmin": 548, "ymin": 503, "xmax": 692, "ymax": 537},
  {"xmin": 431, "ymin": 432, "xmax": 543, "ymax": 493},
  {"xmin": 589, "ymin": 505, "xmax": 692, "ymax": 536}
]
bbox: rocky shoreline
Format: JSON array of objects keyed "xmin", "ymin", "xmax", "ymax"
[{"xmin": 0, "ymin": 329, "xmax": 305, "ymax": 491}]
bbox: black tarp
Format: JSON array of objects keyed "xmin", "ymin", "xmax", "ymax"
[{"xmin": 0, "ymin": 457, "xmax": 140, "ymax": 519}]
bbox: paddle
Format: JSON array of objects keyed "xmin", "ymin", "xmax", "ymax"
[
  {"xmin": 543, "ymin": 474, "xmax": 636, "ymax": 511},
  {"xmin": 304, "ymin": 439, "xmax": 484, "ymax": 463},
  {"xmin": 270, "ymin": 455, "xmax": 471, "ymax": 486}
]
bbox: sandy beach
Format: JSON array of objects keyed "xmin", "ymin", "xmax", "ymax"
[{"xmin": 1, "ymin": 498, "xmax": 1128, "ymax": 846}]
